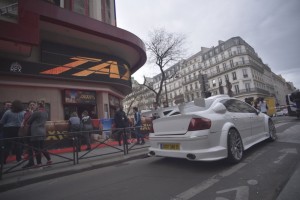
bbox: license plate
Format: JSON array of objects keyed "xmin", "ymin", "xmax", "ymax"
[{"xmin": 161, "ymin": 143, "xmax": 180, "ymax": 150}]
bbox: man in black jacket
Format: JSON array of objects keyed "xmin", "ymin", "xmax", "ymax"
[{"xmin": 114, "ymin": 105, "xmax": 129, "ymax": 146}]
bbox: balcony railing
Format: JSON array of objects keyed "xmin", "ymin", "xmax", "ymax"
[
  {"xmin": 233, "ymin": 88, "xmax": 270, "ymax": 96},
  {"xmin": 206, "ymin": 59, "xmax": 262, "ymax": 78},
  {"xmin": 182, "ymin": 76, "xmax": 199, "ymax": 85}
]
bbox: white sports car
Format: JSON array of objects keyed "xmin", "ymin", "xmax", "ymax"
[{"xmin": 148, "ymin": 95, "xmax": 277, "ymax": 163}]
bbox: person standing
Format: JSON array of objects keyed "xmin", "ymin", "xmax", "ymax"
[
  {"xmin": 133, "ymin": 107, "xmax": 145, "ymax": 145},
  {"xmin": 19, "ymin": 101, "xmax": 37, "ymax": 159},
  {"xmin": 81, "ymin": 110, "xmax": 92, "ymax": 151},
  {"xmin": 114, "ymin": 105, "xmax": 129, "ymax": 146},
  {"xmin": 0, "ymin": 100, "xmax": 24, "ymax": 164},
  {"xmin": 0, "ymin": 101, "xmax": 12, "ymax": 120},
  {"xmin": 68, "ymin": 112, "xmax": 82, "ymax": 151},
  {"xmin": 23, "ymin": 99, "xmax": 51, "ymax": 168},
  {"xmin": 258, "ymin": 98, "xmax": 268, "ymax": 114},
  {"xmin": 19, "ymin": 101, "xmax": 36, "ymax": 136},
  {"xmin": 0, "ymin": 101, "xmax": 12, "ymax": 163}
]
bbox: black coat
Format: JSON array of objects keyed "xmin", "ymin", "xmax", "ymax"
[{"xmin": 114, "ymin": 110, "xmax": 128, "ymax": 128}]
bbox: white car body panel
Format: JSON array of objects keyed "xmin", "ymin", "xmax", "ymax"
[{"xmin": 148, "ymin": 95, "xmax": 273, "ymax": 161}]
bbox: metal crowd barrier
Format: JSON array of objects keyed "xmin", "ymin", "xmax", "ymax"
[{"xmin": 0, "ymin": 126, "xmax": 149, "ymax": 180}]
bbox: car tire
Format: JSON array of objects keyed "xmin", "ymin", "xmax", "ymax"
[
  {"xmin": 268, "ymin": 119, "xmax": 277, "ymax": 142},
  {"xmin": 227, "ymin": 128, "xmax": 243, "ymax": 164}
]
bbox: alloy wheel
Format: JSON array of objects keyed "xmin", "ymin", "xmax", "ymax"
[{"xmin": 228, "ymin": 129, "xmax": 243, "ymax": 163}]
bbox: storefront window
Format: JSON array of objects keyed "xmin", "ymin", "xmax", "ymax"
[{"xmin": 63, "ymin": 89, "xmax": 97, "ymax": 120}]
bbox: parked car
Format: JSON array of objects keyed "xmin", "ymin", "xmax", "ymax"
[
  {"xmin": 148, "ymin": 95, "xmax": 277, "ymax": 163},
  {"xmin": 275, "ymin": 108, "xmax": 288, "ymax": 117}
]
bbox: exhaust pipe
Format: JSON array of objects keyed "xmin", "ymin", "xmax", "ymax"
[
  {"xmin": 187, "ymin": 153, "xmax": 196, "ymax": 160},
  {"xmin": 148, "ymin": 151, "xmax": 155, "ymax": 156}
]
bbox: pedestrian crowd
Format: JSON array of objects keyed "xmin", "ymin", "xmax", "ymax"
[
  {"xmin": 0, "ymin": 100, "xmax": 149, "ymax": 168},
  {"xmin": 245, "ymin": 97, "xmax": 269, "ymax": 114},
  {"xmin": 0, "ymin": 99, "xmax": 52, "ymax": 168},
  {"xmin": 113, "ymin": 105, "xmax": 145, "ymax": 146}
]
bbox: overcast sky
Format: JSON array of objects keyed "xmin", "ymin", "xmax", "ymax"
[{"xmin": 115, "ymin": 0, "xmax": 300, "ymax": 89}]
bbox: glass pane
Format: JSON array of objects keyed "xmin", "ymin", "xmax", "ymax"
[{"xmin": 73, "ymin": 0, "xmax": 86, "ymax": 15}]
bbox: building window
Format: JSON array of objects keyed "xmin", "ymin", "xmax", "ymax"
[
  {"xmin": 235, "ymin": 39, "xmax": 239, "ymax": 45},
  {"xmin": 218, "ymin": 77, "xmax": 222, "ymax": 84},
  {"xmin": 232, "ymin": 72, "xmax": 237, "ymax": 80},
  {"xmin": 241, "ymin": 57, "xmax": 245, "ymax": 64},
  {"xmin": 230, "ymin": 60, "xmax": 234, "ymax": 68},
  {"xmin": 223, "ymin": 63, "xmax": 227, "ymax": 70},
  {"xmin": 212, "ymin": 79, "xmax": 216, "ymax": 87},
  {"xmin": 237, "ymin": 46, "xmax": 242, "ymax": 54},
  {"xmin": 228, "ymin": 49, "xmax": 232, "ymax": 56},
  {"xmin": 243, "ymin": 69, "xmax": 248, "ymax": 78},
  {"xmin": 221, "ymin": 45, "xmax": 225, "ymax": 51},
  {"xmin": 209, "ymin": 59, "xmax": 212, "ymax": 65},
  {"xmin": 215, "ymin": 56, "xmax": 219, "ymax": 63},
  {"xmin": 185, "ymin": 86, "xmax": 188, "ymax": 91},
  {"xmin": 72, "ymin": 0, "xmax": 89, "ymax": 15},
  {"xmin": 245, "ymin": 83, "xmax": 251, "ymax": 92},
  {"xmin": 216, "ymin": 65, "xmax": 220, "ymax": 73},
  {"xmin": 221, "ymin": 53, "xmax": 225, "ymax": 60},
  {"xmin": 234, "ymin": 85, "xmax": 240, "ymax": 94},
  {"xmin": 225, "ymin": 74, "xmax": 229, "ymax": 81}
]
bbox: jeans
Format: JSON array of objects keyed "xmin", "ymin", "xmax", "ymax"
[
  {"xmin": 3, "ymin": 127, "xmax": 22, "ymax": 163},
  {"xmin": 27, "ymin": 140, "xmax": 51, "ymax": 165},
  {"xmin": 134, "ymin": 126, "xmax": 144, "ymax": 143},
  {"xmin": 115, "ymin": 128, "xmax": 128, "ymax": 146}
]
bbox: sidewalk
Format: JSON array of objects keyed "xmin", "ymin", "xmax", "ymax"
[{"xmin": 0, "ymin": 140, "xmax": 149, "ymax": 192}]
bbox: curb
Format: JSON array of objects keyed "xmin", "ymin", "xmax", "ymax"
[{"xmin": 0, "ymin": 151, "xmax": 149, "ymax": 192}]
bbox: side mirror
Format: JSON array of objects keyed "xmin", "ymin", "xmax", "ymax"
[{"xmin": 212, "ymin": 103, "xmax": 227, "ymax": 114}]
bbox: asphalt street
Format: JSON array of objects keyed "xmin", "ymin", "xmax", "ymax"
[{"xmin": 0, "ymin": 116, "xmax": 299, "ymax": 200}]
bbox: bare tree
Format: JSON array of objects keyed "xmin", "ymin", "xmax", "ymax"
[{"xmin": 142, "ymin": 28, "xmax": 186, "ymax": 106}]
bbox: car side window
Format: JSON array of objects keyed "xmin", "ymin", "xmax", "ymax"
[
  {"xmin": 237, "ymin": 100, "xmax": 257, "ymax": 113},
  {"xmin": 221, "ymin": 99, "xmax": 241, "ymax": 113},
  {"xmin": 221, "ymin": 99, "xmax": 257, "ymax": 113}
]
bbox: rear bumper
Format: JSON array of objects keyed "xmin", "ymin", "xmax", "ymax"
[
  {"xmin": 148, "ymin": 134, "xmax": 227, "ymax": 161},
  {"xmin": 148, "ymin": 146, "xmax": 227, "ymax": 161}
]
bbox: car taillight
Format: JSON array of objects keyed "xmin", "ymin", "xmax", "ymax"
[{"xmin": 188, "ymin": 118, "xmax": 211, "ymax": 131}]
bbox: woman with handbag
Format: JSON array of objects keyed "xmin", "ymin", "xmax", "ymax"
[{"xmin": 22, "ymin": 99, "xmax": 52, "ymax": 168}]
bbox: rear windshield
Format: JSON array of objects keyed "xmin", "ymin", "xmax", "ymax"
[{"xmin": 181, "ymin": 99, "xmax": 214, "ymax": 114}]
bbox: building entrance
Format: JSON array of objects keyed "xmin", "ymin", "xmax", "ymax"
[{"xmin": 64, "ymin": 104, "xmax": 96, "ymax": 120}]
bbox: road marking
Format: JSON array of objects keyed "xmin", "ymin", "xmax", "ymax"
[
  {"xmin": 277, "ymin": 125, "xmax": 300, "ymax": 144},
  {"xmin": 216, "ymin": 186, "xmax": 249, "ymax": 200},
  {"xmin": 171, "ymin": 163, "xmax": 247, "ymax": 200},
  {"xmin": 172, "ymin": 150, "xmax": 267, "ymax": 200},
  {"xmin": 274, "ymin": 148, "xmax": 298, "ymax": 164}
]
